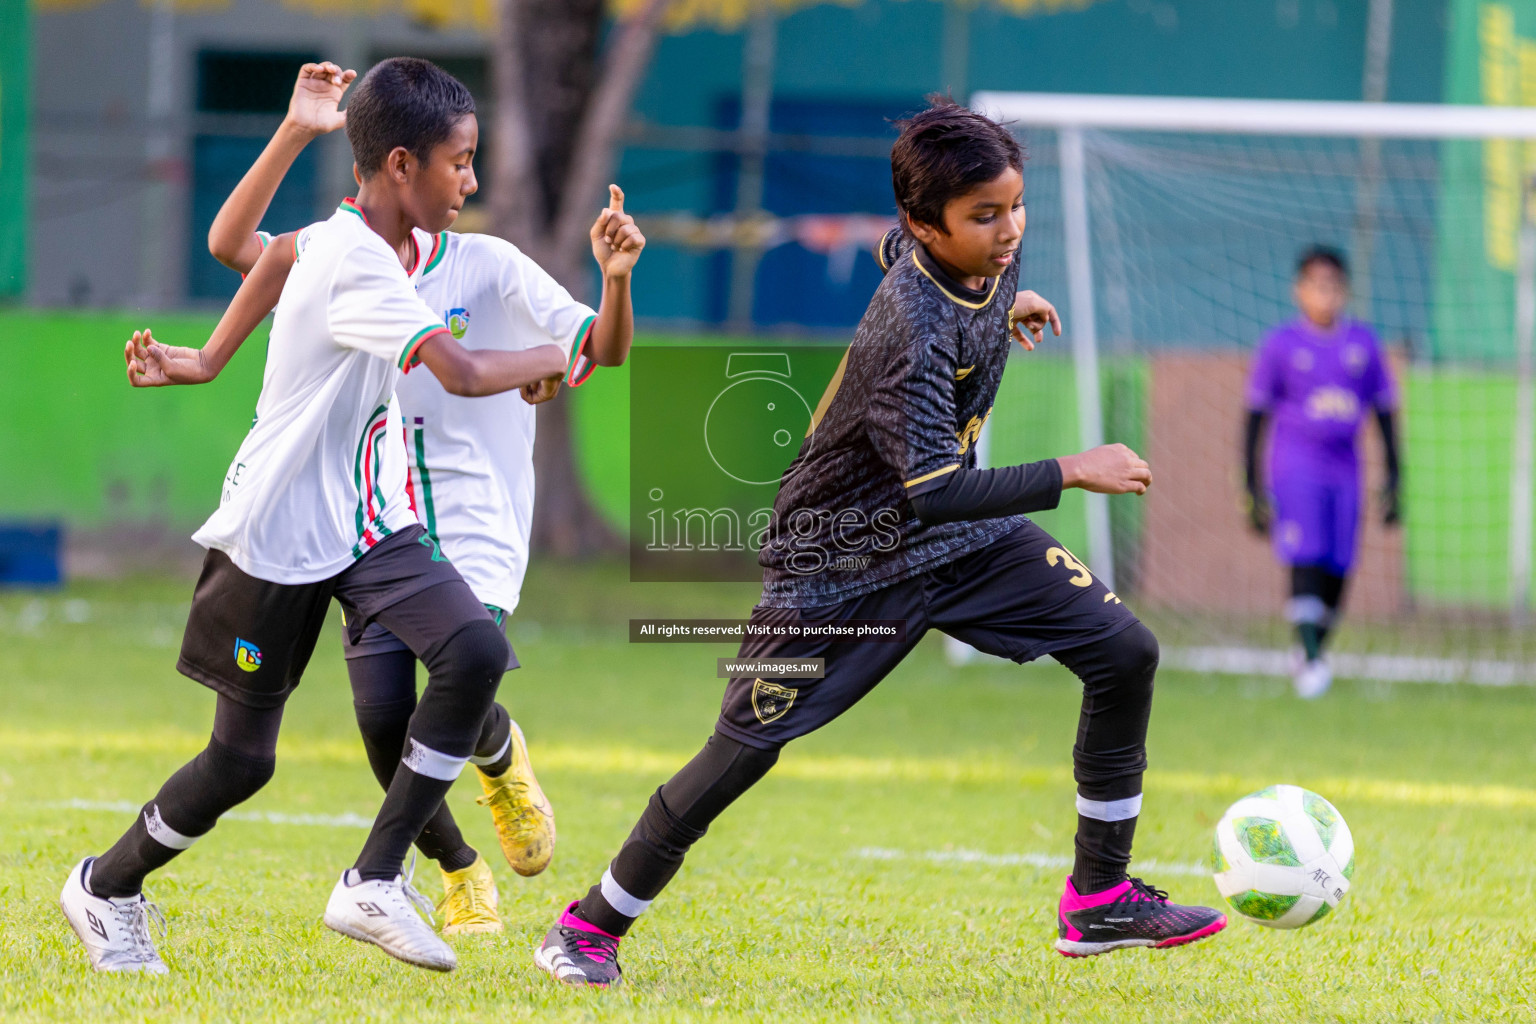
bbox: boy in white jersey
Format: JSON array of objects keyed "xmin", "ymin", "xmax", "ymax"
[
  {"xmin": 61, "ymin": 58, "xmax": 589, "ymax": 976},
  {"xmin": 138, "ymin": 61, "xmax": 644, "ymax": 935}
]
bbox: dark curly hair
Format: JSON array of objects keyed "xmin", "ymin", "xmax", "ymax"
[
  {"xmin": 345, "ymin": 57, "xmax": 476, "ymax": 180},
  {"xmin": 890, "ymin": 97, "xmax": 1024, "ymax": 234}
]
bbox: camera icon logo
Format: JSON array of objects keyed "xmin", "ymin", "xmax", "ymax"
[{"xmin": 703, "ymin": 353, "xmax": 812, "ymax": 485}]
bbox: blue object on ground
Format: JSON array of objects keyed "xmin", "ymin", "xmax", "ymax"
[{"xmin": 0, "ymin": 523, "xmax": 62, "ymax": 586}]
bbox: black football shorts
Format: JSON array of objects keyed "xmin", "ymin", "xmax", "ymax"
[
  {"xmin": 717, "ymin": 519, "xmax": 1140, "ymax": 749},
  {"xmin": 177, "ymin": 524, "xmax": 485, "ymax": 708},
  {"xmin": 342, "ymin": 603, "xmax": 520, "ymax": 671}
]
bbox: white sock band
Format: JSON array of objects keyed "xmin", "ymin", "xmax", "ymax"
[
  {"xmin": 143, "ymin": 804, "xmax": 198, "ymax": 850},
  {"xmin": 401, "ymin": 738, "xmax": 468, "ymax": 782},
  {"xmin": 1285, "ymin": 595, "xmax": 1330, "ymax": 626},
  {"xmin": 1076, "ymin": 793, "xmax": 1143, "ymax": 822},
  {"xmin": 600, "ymin": 867, "xmax": 653, "ymax": 918},
  {"xmin": 467, "ymin": 734, "xmax": 511, "ymax": 767}
]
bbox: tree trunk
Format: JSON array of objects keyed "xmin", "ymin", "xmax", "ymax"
[{"xmin": 490, "ymin": 0, "xmax": 671, "ymax": 558}]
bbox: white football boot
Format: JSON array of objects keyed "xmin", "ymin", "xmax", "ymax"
[
  {"xmin": 59, "ymin": 857, "xmax": 169, "ymax": 975},
  {"xmin": 323, "ymin": 868, "xmax": 457, "ymax": 971},
  {"xmin": 1294, "ymin": 658, "xmax": 1333, "ymax": 699}
]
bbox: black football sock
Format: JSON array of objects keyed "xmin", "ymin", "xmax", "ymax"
[
  {"xmin": 353, "ymin": 693, "xmax": 479, "ymax": 871},
  {"xmin": 1289, "ymin": 565, "xmax": 1336, "ymax": 661},
  {"xmin": 1073, "ymin": 813, "xmax": 1140, "ymax": 894},
  {"xmin": 1054, "ymin": 623, "xmax": 1158, "ymax": 896},
  {"xmin": 575, "ymin": 731, "xmax": 778, "ymax": 936},
  {"xmin": 1296, "ymin": 622, "xmax": 1323, "ymax": 661},
  {"xmin": 1316, "ymin": 571, "xmax": 1348, "ymax": 652},
  {"xmin": 469, "ymin": 702, "xmax": 513, "ymax": 778},
  {"xmin": 90, "ymin": 733, "xmax": 276, "ymax": 898},
  {"xmin": 350, "ymin": 650, "xmax": 479, "ymax": 870},
  {"xmin": 353, "ymin": 619, "xmax": 507, "ymax": 880}
]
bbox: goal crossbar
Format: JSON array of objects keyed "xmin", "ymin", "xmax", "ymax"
[{"xmin": 971, "ymin": 91, "xmax": 1536, "ymax": 140}]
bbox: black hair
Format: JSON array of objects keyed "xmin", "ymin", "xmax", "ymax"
[
  {"xmin": 1296, "ymin": 245, "xmax": 1349, "ymax": 279},
  {"xmin": 345, "ymin": 57, "xmax": 476, "ymax": 180},
  {"xmin": 890, "ymin": 96, "xmax": 1024, "ymax": 233}
]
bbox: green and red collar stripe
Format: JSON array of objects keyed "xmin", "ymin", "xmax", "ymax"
[
  {"xmin": 338, "ymin": 197, "xmax": 369, "ymax": 224},
  {"xmin": 421, "ymin": 232, "xmax": 448, "ymax": 277}
]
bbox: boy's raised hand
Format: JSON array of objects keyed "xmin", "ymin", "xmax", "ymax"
[
  {"xmin": 1011, "ymin": 290, "xmax": 1061, "ymax": 351},
  {"xmin": 591, "ymin": 185, "xmax": 645, "ymax": 278},
  {"xmin": 124, "ymin": 329, "xmax": 210, "ymax": 387},
  {"xmin": 286, "ymin": 62, "xmax": 356, "ymax": 138}
]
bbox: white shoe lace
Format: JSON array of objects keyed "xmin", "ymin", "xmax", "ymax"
[
  {"xmin": 110, "ymin": 897, "xmax": 166, "ymax": 966},
  {"xmin": 397, "ymin": 854, "xmax": 437, "ymax": 928}
]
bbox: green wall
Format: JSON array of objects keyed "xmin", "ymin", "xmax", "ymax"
[{"xmin": 0, "ymin": 311, "xmax": 266, "ymax": 526}]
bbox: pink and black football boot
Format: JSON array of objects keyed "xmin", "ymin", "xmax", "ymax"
[
  {"xmin": 1055, "ymin": 875, "xmax": 1226, "ymax": 957},
  {"xmin": 534, "ymin": 901, "xmax": 624, "ymax": 987}
]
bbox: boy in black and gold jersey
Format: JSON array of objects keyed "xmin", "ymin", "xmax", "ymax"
[{"xmin": 536, "ymin": 100, "xmax": 1225, "ymax": 986}]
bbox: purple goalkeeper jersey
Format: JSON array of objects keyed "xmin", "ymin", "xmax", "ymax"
[{"xmin": 1246, "ymin": 318, "xmax": 1397, "ymax": 466}]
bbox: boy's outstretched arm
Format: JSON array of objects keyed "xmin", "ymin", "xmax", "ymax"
[
  {"xmin": 126, "ymin": 233, "xmax": 298, "ymax": 387},
  {"xmin": 585, "ymin": 184, "xmax": 645, "ymax": 367},
  {"xmin": 415, "ymin": 335, "xmax": 570, "ymax": 398},
  {"xmin": 208, "ymin": 62, "xmax": 355, "ymax": 274},
  {"xmin": 908, "ymin": 444, "xmax": 1151, "ymax": 526}
]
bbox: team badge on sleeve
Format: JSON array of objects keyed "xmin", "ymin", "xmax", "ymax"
[
  {"xmin": 233, "ymin": 638, "xmax": 263, "ymax": 673},
  {"xmin": 751, "ymin": 679, "xmax": 797, "ymax": 724},
  {"xmin": 446, "ymin": 308, "xmax": 471, "ymax": 340}
]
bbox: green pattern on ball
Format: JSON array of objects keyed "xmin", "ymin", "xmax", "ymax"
[
  {"xmin": 1235, "ymin": 816, "xmax": 1302, "ymax": 866},
  {"xmin": 1250, "ymin": 785, "xmax": 1281, "ymax": 800},
  {"xmin": 1303, "ymin": 790, "xmax": 1340, "ymax": 849},
  {"xmin": 1342, "ymin": 854, "xmax": 1355, "ymax": 881},
  {"xmin": 1307, "ymin": 900, "xmax": 1333, "ymax": 925},
  {"xmin": 1210, "ymin": 833, "xmax": 1230, "ymax": 875},
  {"xmin": 1227, "ymin": 889, "xmax": 1301, "ymax": 921}
]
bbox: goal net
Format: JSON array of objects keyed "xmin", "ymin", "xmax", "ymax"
[{"xmin": 968, "ymin": 92, "xmax": 1536, "ymax": 684}]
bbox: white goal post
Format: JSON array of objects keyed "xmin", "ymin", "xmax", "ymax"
[{"xmin": 970, "ymin": 92, "xmax": 1536, "ymax": 618}]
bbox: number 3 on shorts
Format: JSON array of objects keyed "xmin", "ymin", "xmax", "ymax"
[{"xmin": 1045, "ymin": 546, "xmax": 1093, "ymax": 587}]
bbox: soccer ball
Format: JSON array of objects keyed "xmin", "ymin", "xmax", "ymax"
[{"xmin": 1210, "ymin": 784, "xmax": 1354, "ymax": 929}]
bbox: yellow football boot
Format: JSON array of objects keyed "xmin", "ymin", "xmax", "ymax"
[
  {"xmin": 437, "ymin": 854, "xmax": 503, "ymax": 936},
  {"xmin": 475, "ymin": 720, "xmax": 556, "ymax": 876}
]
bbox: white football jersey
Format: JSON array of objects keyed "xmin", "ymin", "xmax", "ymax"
[
  {"xmin": 402, "ymin": 230, "xmax": 596, "ymax": 614},
  {"xmin": 193, "ymin": 200, "xmax": 450, "ymax": 583}
]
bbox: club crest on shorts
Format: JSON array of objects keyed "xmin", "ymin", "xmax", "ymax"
[
  {"xmin": 445, "ymin": 307, "xmax": 471, "ymax": 339},
  {"xmin": 751, "ymin": 679, "xmax": 797, "ymax": 724},
  {"xmin": 233, "ymin": 638, "xmax": 262, "ymax": 673}
]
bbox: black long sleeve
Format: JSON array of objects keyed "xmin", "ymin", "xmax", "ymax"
[
  {"xmin": 1376, "ymin": 408, "xmax": 1401, "ymax": 489},
  {"xmin": 1244, "ymin": 409, "xmax": 1266, "ymax": 495},
  {"xmin": 908, "ymin": 459, "xmax": 1064, "ymax": 526}
]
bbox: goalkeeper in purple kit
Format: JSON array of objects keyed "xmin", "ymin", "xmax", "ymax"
[{"xmin": 1244, "ymin": 247, "xmax": 1402, "ymax": 699}]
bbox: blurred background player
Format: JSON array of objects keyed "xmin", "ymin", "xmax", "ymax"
[
  {"xmin": 1244, "ymin": 246, "xmax": 1402, "ymax": 699},
  {"xmin": 148, "ymin": 61, "xmax": 645, "ymax": 935}
]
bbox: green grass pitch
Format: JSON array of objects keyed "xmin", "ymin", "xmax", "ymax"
[{"xmin": 2, "ymin": 567, "xmax": 1534, "ymax": 1023}]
